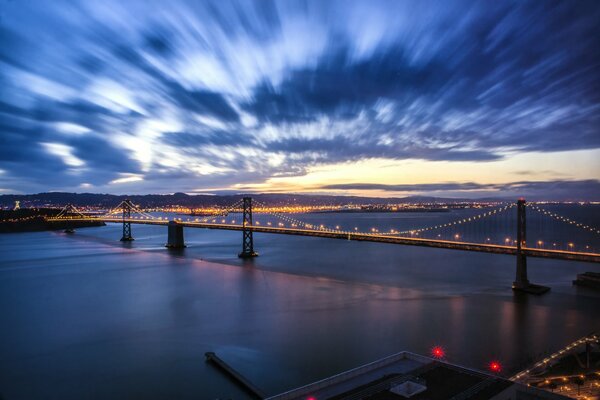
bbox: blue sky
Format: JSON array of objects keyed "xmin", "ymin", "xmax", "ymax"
[{"xmin": 0, "ymin": 0, "xmax": 599, "ymax": 199}]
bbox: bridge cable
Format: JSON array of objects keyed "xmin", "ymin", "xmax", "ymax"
[{"xmin": 527, "ymin": 204, "xmax": 600, "ymax": 235}]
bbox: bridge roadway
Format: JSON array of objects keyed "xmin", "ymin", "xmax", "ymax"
[{"xmin": 52, "ymin": 217, "xmax": 600, "ymax": 264}]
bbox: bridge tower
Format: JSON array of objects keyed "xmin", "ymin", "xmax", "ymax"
[
  {"xmin": 238, "ymin": 197, "xmax": 258, "ymax": 258},
  {"xmin": 513, "ymin": 198, "xmax": 549, "ymax": 294},
  {"xmin": 120, "ymin": 199, "xmax": 134, "ymax": 242},
  {"xmin": 63, "ymin": 203, "xmax": 75, "ymax": 234},
  {"xmin": 513, "ymin": 198, "xmax": 528, "ymax": 289}
]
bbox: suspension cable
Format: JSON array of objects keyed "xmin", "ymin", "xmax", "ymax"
[
  {"xmin": 376, "ymin": 203, "xmax": 516, "ymax": 236},
  {"xmin": 527, "ymin": 204, "xmax": 600, "ymax": 235}
]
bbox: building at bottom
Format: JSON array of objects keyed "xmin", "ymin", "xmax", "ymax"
[{"xmin": 266, "ymin": 351, "xmax": 570, "ymax": 400}]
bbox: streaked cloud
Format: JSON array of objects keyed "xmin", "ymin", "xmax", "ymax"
[
  {"xmin": 110, "ymin": 173, "xmax": 144, "ymax": 185},
  {"xmin": 319, "ymin": 180, "xmax": 600, "ymax": 201},
  {"xmin": 0, "ymin": 0, "xmax": 598, "ymax": 198}
]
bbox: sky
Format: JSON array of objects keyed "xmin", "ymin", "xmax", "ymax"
[{"xmin": 0, "ymin": 0, "xmax": 599, "ymax": 200}]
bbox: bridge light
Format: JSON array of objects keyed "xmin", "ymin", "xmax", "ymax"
[
  {"xmin": 454, "ymin": 234, "xmax": 460, "ymax": 240},
  {"xmin": 537, "ymin": 240, "xmax": 543, "ymax": 247},
  {"xmin": 568, "ymin": 243, "xmax": 574, "ymax": 248}
]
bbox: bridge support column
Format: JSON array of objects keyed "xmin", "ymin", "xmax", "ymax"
[
  {"xmin": 238, "ymin": 197, "xmax": 258, "ymax": 258},
  {"xmin": 63, "ymin": 204, "xmax": 76, "ymax": 233},
  {"xmin": 512, "ymin": 198, "xmax": 549, "ymax": 294},
  {"xmin": 120, "ymin": 199, "xmax": 134, "ymax": 242},
  {"xmin": 166, "ymin": 221, "xmax": 186, "ymax": 249},
  {"xmin": 513, "ymin": 199, "xmax": 529, "ymax": 289}
]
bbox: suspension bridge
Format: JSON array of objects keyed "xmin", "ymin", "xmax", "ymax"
[{"xmin": 45, "ymin": 197, "xmax": 600, "ymax": 294}]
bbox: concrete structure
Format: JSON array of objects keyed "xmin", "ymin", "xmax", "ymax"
[
  {"xmin": 165, "ymin": 221, "xmax": 186, "ymax": 248},
  {"xmin": 573, "ymin": 271, "xmax": 600, "ymax": 289}
]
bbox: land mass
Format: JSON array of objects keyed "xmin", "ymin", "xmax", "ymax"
[
  {"xmin": 0, "ymin": 209, "xmax": 105, "ymax": 233},
  {"xmin": 0, "ymin": 192, "xmax": 515, "ymax": 209}
]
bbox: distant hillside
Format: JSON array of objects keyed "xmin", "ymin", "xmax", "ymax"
[{"xmin": 0, "ymin": 192, "xmax": 475, "ymax": 208}]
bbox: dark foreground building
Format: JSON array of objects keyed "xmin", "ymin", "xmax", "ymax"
[{"xmin": 266, "ymin": 352, "xmax": 569, "ymax": 400}]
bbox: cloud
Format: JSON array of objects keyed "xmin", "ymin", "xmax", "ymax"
[
  {"xmin": 322, "ymin": 182, "xmax": 490, "ymax": 192},
  {"xmin": 265, "ymin": 136, "xmax": 502, "ymax": 163},
  {"xmin": 0, "ymin": 0, "xmax": 598, "ymax": 196},
  {"xmin": 320, "ymin": 180, "xmax": 600, "ymax": 200},
  {"xmin": 162, "ymin": 130, "xmax": 256, "ymax": 148}
]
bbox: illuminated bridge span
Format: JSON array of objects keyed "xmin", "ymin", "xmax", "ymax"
[{"xmin": 48, "ymin": 197, "xmax": 600, "ymax": 294}]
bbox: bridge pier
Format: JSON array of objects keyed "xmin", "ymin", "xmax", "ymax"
[
  {"xmin": 120, "ymin": 199, "xmax": 135, "ymax": 242},
  {"xmin": 238, "ymin": 197, "xmax": 258, "ymax": 258},
  {"xmin": 512, "ymin": 199, "xmax": 549, "ymax": 295},
  {"xmin": 166, "ymin": 221, "xmax": 186, "ymax": 249},
  {"xmin": 62, "ymin": 204, "xmax": 76, "ymax": 234}
]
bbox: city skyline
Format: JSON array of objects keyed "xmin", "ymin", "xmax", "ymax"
[{"xmin": 1, "ymin": 0, "xmax": 599, "ymax": 199}]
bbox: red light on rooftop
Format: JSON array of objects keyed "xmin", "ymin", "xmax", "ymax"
[
  {"xmin": 489, "ymin": 361, "xmax": 502, "ymax": 373},
  {"xmin": 431, "ymin": 346, "xmax": 445, "ymax": 359}
]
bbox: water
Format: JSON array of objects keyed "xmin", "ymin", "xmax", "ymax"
[{"xmin": 0, "ymin": 207, "xmax": 599, "ymax": 399}]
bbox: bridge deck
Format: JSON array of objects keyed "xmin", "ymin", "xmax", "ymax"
[{"xmin": 47, "ymin": 217, "xmax": 600, "ymax": 264}]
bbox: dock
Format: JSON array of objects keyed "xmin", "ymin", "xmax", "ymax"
[
  {"xmin": 573, "ymin": 271, "xmax": 600, "ymax": 289},
  {"xmin": 205, "ymin": 352, "xmax": 265, "ymax": 399}
]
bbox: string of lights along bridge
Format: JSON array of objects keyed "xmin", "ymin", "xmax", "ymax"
[{"xmin": 47, "ymin": 197, "xmax": 600, "ymax": 294}]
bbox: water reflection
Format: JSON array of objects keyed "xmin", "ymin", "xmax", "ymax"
[{"xmin": 0, "ymin": 210, "xmax": 598, "ymax": 399}]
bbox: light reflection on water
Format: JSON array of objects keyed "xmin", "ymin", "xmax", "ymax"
[{"xmin": 0, "ymin": 208, "xmax": 599, "ymax": 399}]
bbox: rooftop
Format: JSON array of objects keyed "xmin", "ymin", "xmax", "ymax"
[{"xmin": 266, "ymin": 351, "xmax": 569, "ymax": 400}]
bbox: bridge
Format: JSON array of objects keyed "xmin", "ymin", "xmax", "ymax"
[{"xmin": 46, "ymin": 197, "xmax": 600, "ymax": 294}]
